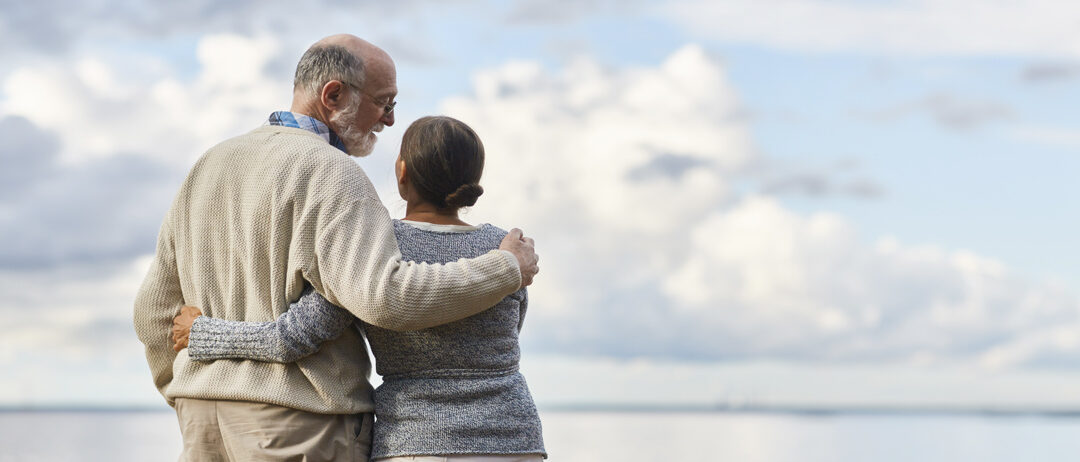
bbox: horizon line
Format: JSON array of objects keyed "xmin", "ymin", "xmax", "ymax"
[{"xmin": 7, "ymin": 403, "xmax": 1080, "ymax": 417}]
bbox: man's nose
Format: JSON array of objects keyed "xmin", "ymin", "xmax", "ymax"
[{"xmin": 381, "ymin": 110, "xmax": 395, "ymax": 127}]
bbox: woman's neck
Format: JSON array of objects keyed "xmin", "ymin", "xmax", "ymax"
[{"xmin": 403, "ymin": 201, "xmax": 470, "ymax": 226}]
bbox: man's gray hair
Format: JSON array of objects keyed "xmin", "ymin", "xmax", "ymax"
[{"xmin": 293, "ymin": 45, "xmax": 365, "ymax": 96}]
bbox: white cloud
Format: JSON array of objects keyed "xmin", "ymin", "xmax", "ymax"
[
  {"xmin": 503, "ymin": 0, "xmax": 646, "ymax": 25},
  {"xmin": 1, "ymin": 34, "xmax": 288, "ymax": 166},
  {"xmin": 0, "ymin": 0, "xmax": 472, "ymax": 62},
  {"xmin": 0, "ymin": 34, "xmax": 293, "ymax": 268},
  {"xmin": 666, "ymin": 196, "xmax": 1080, "ymax": 363},
  {"xmin": 440, "ymin": 43, "xmax": 1080, "ymax": 366},
  {"xmin": 663, "ymin": 0, "xmax": 1080, "ymax": 58},
  {"xmin": 0, "ymin": 257, "xmax": 162, "ymax": 405},
  {"xmin": 0, "ymin": 119, "xmax": 180, "ymax": 267},
  {"xmin": 446, "ymin": 44, "xmax": 750, "ymax": 236}
]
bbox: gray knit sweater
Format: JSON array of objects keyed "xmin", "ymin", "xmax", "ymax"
[{"xmin": 188, "ymin": 220, "xmax": 546, "ymax": 459}]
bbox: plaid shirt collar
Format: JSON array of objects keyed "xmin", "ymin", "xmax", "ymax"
[{"xmin": 267, "ymin": 111, "xmax": 347, "ymax": 153}]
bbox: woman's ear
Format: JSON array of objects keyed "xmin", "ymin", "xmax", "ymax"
[
  {"xmin": 395, "ymin": 156, "xmax": 409, "ymax": 200},
  {"xmin": 395, "ymin": 157, "xmax": 408, "ymax": 185}
]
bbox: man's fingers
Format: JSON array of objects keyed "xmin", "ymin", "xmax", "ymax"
[
  {"xmin": 499, "ymin": 228, "xmax": 539, "ymax": 288},
  {"xmin": 171, "ymin": 332, "xmax": 188, "ymax": 352},
  {"xmin": 520, "ymin": 252, "xmax": 538, "ymax": 288}
]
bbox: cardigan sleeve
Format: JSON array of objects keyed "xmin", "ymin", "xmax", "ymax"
[
  {"xmin": 186, "ymin": 286, "xmax": 354, "ymax": 363},
  {"xmin": 309, "ymin": 195, "xmax": 523, "ymax": 332},
  {"xmin": 515, "ymin": 289, "xmax": 529, "ymax": 333}
]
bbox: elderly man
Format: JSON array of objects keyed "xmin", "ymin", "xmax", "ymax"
[{"xmin": 133, "ymin": 34, "xmax": 539, "ymax": 461}]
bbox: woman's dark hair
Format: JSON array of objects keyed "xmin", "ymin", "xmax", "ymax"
[{"xmin": 400, "ymin": 116, "xmax": 485, "ymax": 210}]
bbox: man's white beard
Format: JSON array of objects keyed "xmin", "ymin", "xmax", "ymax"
[{"xmin": 330, "ymin": 104, "xmax": 381, "ymax": 158}]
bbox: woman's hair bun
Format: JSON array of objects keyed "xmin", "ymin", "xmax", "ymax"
[{"xmin": 444, "ymin": 183, "xmax": 484, "ymax": 208}]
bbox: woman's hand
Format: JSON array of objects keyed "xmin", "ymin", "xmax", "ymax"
[{"xmin": 172, "ymin": 305, "xmax": 203, "ymax": 352}]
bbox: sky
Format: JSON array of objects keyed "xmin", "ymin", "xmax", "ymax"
[{"xmin": 0, "ymin": 0, "xmax": 1078, "ymax": 409}]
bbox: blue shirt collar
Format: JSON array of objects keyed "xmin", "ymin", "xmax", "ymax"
[{"xmin": 267, "ymin": 111, "xmax": 347, "ymax": 153}]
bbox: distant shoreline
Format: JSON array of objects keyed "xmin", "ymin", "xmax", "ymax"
[{"xmin": 6, "ymin": 404, "xmax": 1080, "ymax": 418}]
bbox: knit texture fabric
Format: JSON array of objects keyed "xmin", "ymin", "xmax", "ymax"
[
  {"xmin": 186, "ymin": 221, "xmax": 546, "ymax": 458},
  {"xmin": 188, "ymin": 287, "xmax": 356, "ymax": 363},
  {"xmin": 133, "ymin": 125, "xmax": 521, "ymax": 413},
  {"xmin": 368, "ymin": 221, "xmax": 544, "ymax": 458}
]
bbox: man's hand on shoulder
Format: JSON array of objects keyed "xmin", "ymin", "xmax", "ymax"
[
  {"xmin": 171, "ymin": 305, "xmax": 203, "ymax": 352},
  {"xmin": 499, "ymin": 228, "xmax": 539, "ymax": 289}
]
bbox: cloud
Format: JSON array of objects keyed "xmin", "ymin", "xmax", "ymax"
[
  {"xmin": 504, "ymin": 0, "xmax": 646, "ymax": 24},
  {"xmin": 665, "ymin": 197, "xmax": 1080, "ymax": 363},
  {"xmin": 447, "ymin": 44, "xmax": 750, "ymax": 232},
  {"xmin": 1010, "ymin": 126, "xmax": 1080, "ymax": 148},
  {"xmin": 761, "ymin": 174, "xmax": 885, "ymax": 199},
  {"xmin": 625, "ymin": 152, "xmax": 714, "ymax": 182},
  {"xmin": 0, "ymin": 258, "xmax": 164, "ymax": 405},
  {"xmin": 662, "ymin": 0, "xmax": 1080, "ymax": 58},
  {"xmin": 0, "ymin": 0, "xmax": 263, "ymax": 55},
  {"xmin": 0, "ymin": 0, "xmax": 474, "ymax": 58},
  {"xmin": 0, "ymin": 117, "xmax": 180, "ymax": 269},
  {"xmin": 1, "ymin": 34, "xmax": 289, "ymax": 166},
  {"xmin": 439, "ymin": 43, "xmax": 1080, "ymax": 366},
  {"xmin": 0, "ymin": 116, "xmax": 58, "ymax": 196},
  {"xmin": 0, "ymin": 34, "xmax": 300, "ymax": 269},
  {"xmin": 862, "ymin": 93, "xmax": 1014, "ymax": 130},
  {"xmin": 750, "ymin": 156, "xmax": 886, "ymax": 200},
  {"xmin": 1021, "ymin": 63, "xmax": 1080, "ymax": 83}
]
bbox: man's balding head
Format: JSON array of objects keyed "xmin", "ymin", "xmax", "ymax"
[
  {"xmin": 293, "ymin": 35, "xmax": 394, "ymax": 95},
  {"xmin": 291, "ymin": 34, "xmax": 398, "ymax": 157}
]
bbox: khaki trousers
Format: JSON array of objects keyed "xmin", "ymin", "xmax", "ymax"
[{"xmin": 175, "ymin": 398, "xmax": 373, "ymax": 462}]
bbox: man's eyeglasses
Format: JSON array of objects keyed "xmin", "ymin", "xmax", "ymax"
[
  {"xmin": 339, "ymin": 80, "xmax": 396, "ymax": 116},
  {"xmin": 371, "ymin": 97, "xmax": 396, "ymax": 116}
]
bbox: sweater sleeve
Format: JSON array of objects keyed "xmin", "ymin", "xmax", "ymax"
[
  {"xmin": 132, "ymin": 218, "xmax": 184, "ymax": 405},
  {"xmin": 311, "ymin": 195, "xmax": 523, "ymax": 332},
  {"xmin": 187, "ymin": 287, "xmax": 354, "ymax": 363},
  {"xmin": 515, "ymin": 288, "xmax": 529, "ymax": 332}
]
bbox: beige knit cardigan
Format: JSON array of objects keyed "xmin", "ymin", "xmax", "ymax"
[{"xmin": 133, "ymin": 125, "xmax": 521, "ymax": 413}]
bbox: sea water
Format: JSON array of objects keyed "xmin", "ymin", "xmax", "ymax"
[{"xmin": 2, "ymin": 410, "xmax": 1079, "ymax": 461}]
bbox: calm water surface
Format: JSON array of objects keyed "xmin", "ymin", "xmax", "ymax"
[{"xmin": 2, "ymin": 410, "xmax": 1078, "ymax": 461}]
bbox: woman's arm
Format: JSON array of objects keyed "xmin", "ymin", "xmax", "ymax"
[
  {"xmin": 515, "ymin": 288, "xmax": 529, "ymax": 332},
  {"xmin": 178, "ymin": 287, "xmax": 355, "ymax": 363}
]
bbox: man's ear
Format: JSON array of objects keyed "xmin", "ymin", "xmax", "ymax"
[{"xmin": 320, "ymin": 80, "xmax": 349, "ymax": 111}]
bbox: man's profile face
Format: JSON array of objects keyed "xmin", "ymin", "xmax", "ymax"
[
  {"xmin": 329, "ymin": 96, "xmax": 378, "ymax": 157},
  {"xmin": 330, "ymin": 59, "xmax": 397, "ymax": 157}
]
